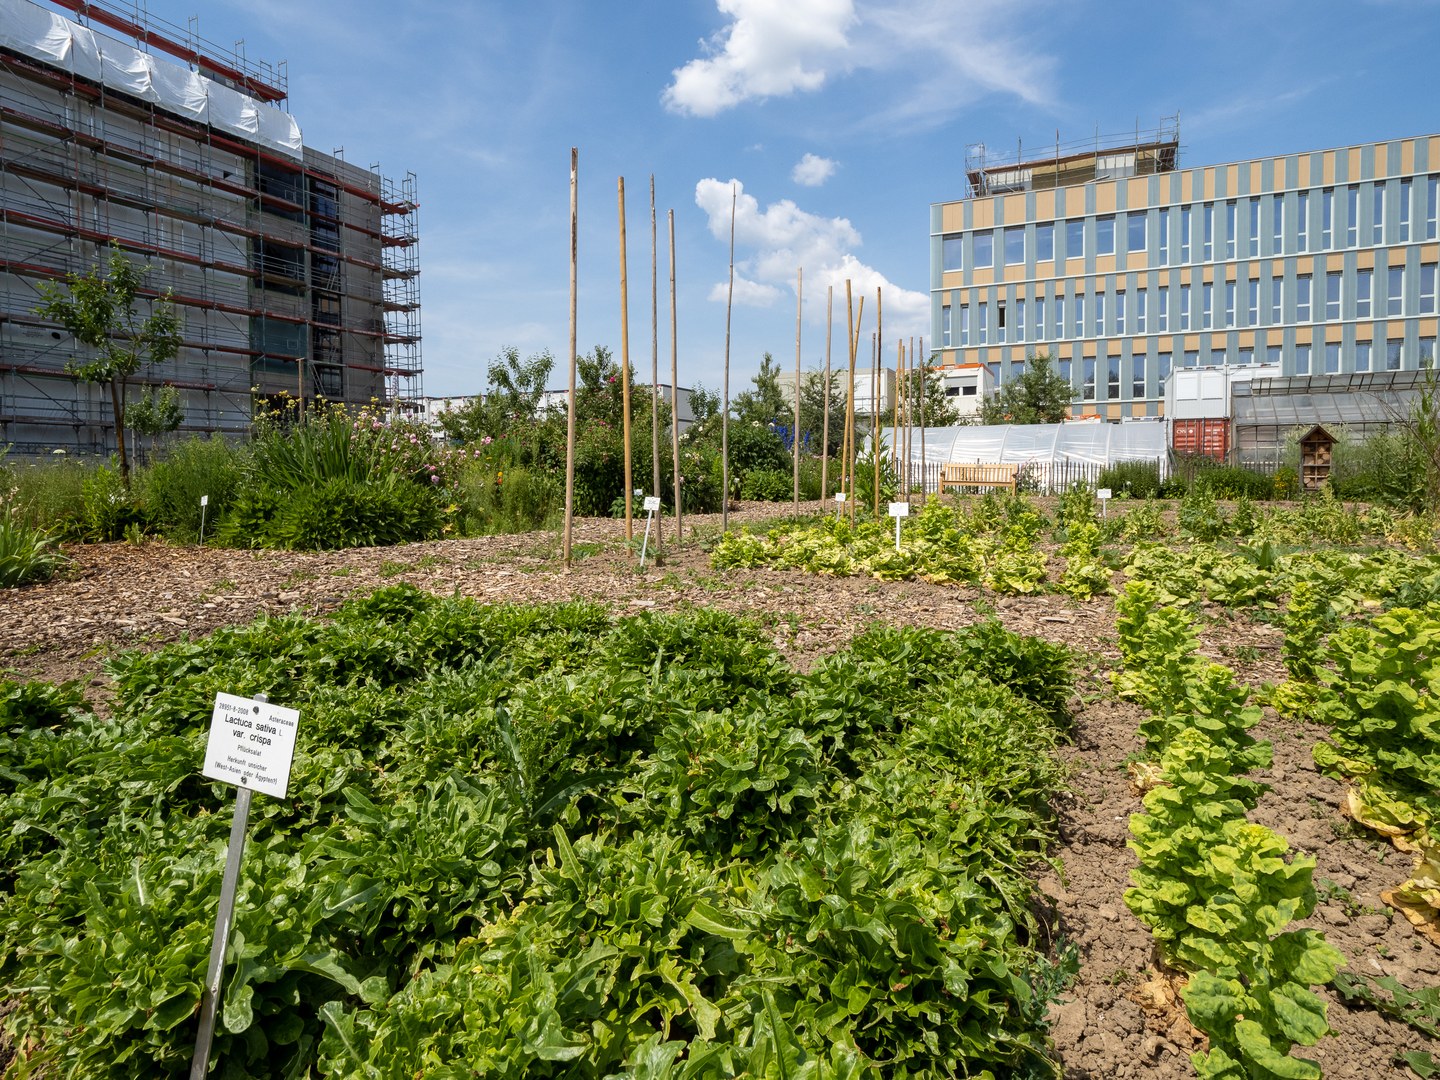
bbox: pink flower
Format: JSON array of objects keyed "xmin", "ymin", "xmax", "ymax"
[{"xmin": 430, "ymin": 475, "xmax": 440, "ymax": 483}]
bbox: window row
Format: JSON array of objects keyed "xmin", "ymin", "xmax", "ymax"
[
  {"xmin": 940, "ymin": 263, "xmax": 1438, "ymax": 347},
  {"xmin": 941, "ymin": 176, "xmax": 1440, "ymax": 272},
  {"xmin": 983, "ymin": 337, "xmax": 1438, "ymax": 403}
]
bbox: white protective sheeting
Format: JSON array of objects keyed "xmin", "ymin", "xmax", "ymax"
[
  {"xmin": 0, "ymin": 0, "xmax": 302, "ymax": 160},
  {"xmin": 874, "ymin": 419, "xmax": 1169, "ymax": 467}
]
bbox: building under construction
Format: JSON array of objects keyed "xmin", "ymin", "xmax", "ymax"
[{"xmin": 0, "ymin": 0, "xmax": 420, "ymax": 455}]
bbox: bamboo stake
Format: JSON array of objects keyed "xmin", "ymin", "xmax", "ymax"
[
  {"xmin": 871, "ymin": 331, "xmax": 879, "ymax": 517},
  {"xmin": 821, "ymin": 285, "xmax": 833, "ymax": 501},
  {"xmin": 889, "ymin": 337, "xmax": 899, "ymax": 474},
  {"xmin": 842, "ymin": 281, "xmax": 855, "ymax": 522},
  {"xmin": 873, "ymin": 287, "xmax": 883, "ymax": 518},
  {"xmin": 563, "ymin": 148, "xmax": 578, "ymax": 566},
  {"xmin": 649, "ymin": 177, "xmax": 661, "ymax": 561},
  {"xmin": 618, "ymin": 177, "xmax": 633, "ymax": 541},
  {"xmin": 918, "ymin": 336, "xmax": 927, "ymax": 498},
  {"xmin": 793, "ymin": 266, "xmax": 802, "ymax": 514},
  {"xmin": 668, "ymin": 209, "xmax": 681, "ymax": 543},
  {"xmin": 721, "ymin": 182, "xmax": 736, "ymax": 534},
  {"xmin": 908, "ymin": 335, "xmax": 916, "ymax": 497},
  {"xmin": 844, "ymin": 286, "xmax": 864, "ymax": 526}
]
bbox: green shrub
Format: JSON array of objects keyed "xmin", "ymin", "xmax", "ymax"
[
  {"xmin": 0, "ymin": 501, "xmax": 66, "ymax": 588},
  {"xmin": 739, "ymin": 467, "xmax": 793, "ymax": 501},
  {"xmin": 215, "ymin": 478, "xmax": 444, "ymax": 550},
  {"xmin": 81, "ymin": 462, "xmax": 144, "ymax": 541},
  {"xmin": 454, "ymin": 460, "xmax": 559, "ymax": 534},
  {"xmin": 4, "ymin": 455, "xmax": 90, "ymax": 537},
  {"xmin": 1097, "ymin": 460, "xmax": 1163, "ymax": 499},
  {"xmin": 1192, "ymin": 465, "xmax": 1274, "ymax": 500},
  {"xmin": 138, "ymin": 436, "xmax": 245, "ymax": 542}
]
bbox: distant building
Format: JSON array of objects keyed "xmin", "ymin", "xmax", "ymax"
[
  {"xmin": 536, "ymin": 384, "xmax": 698, "ymax": 431},
  {"xmin": 0, "ymin": 0, "xmax": 420, "ymax": 455},
  {"xmin": 931, "ymin": 120, "xmax": 1438, "ymax": 421},
  {"xmin": 775, "ymin": 367, "xmax": 895, "ymax": 417}
]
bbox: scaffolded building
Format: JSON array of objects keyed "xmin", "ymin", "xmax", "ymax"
[{"xmin": 0, "ymin": 0, "xmax": 420, "ymax": 455}]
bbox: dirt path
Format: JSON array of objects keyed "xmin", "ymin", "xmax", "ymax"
[{"xmin": 1, "ymin": 511, "xmax": 1434, "ymax": 1078}]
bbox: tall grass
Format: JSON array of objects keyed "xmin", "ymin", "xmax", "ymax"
[
  {"xmin": 453, "ymin": 460, "xmax": 560, "ymax": 534},
  {"xmin": 139, "ymin": 436, "xmax": 245, "ymax": 542},
  {"xmin": 5, "ymin": 455, "xmax": 90, "ymax": 537}
]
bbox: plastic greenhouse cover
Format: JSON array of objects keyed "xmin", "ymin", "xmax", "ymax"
[
  {"xmin": 1, "ymin": 0, "xmax": 303, "ymax": 159},
  {"xmin": 871, "ymin": 420, "xmax": 1168, "ymax": 467}
]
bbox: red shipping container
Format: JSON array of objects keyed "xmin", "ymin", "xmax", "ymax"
[{"xmin": 1172, "ymin": 418, "xmax": 1230, "ymax": 461}]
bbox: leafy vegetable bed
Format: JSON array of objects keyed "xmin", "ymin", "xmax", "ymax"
[{"xmin": 1, "ymin": 586, "xmax": 1074, "ymax": 1078}]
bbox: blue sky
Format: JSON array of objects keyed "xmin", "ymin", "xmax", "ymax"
[{"xmin": 61, "ymin": 0, "xmax": 1440, "ymax": 396}]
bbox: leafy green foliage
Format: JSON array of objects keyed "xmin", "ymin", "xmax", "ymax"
[
  {"xmin": 1, "ymin": 587, "xmax": 1075, "ymax": 1076},
  {"xmin": 1097, "ymin": 460, "xmax": 1163, "ymax": 499},
  {"xmin": 0, "ymin": 497, "xmax": 67, "ymax": 587},
  {"xmin": 978, "ymin": 352, "xmax": 1071, "ymax": 425}
]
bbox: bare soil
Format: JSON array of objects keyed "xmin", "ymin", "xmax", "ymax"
[{"xmin": 1, "ymin": 504, "xmax": 1435, "ymax": 1078}]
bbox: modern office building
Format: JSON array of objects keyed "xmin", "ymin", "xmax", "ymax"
[
  {"xmin": 0, "ymin": 0, "xmax": 420, "ymax": 455},
  {"xmin": 930, "ymin": 121, "xmax": 1438, "ymax": 420}
]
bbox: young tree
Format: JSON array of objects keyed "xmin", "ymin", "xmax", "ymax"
[
  {"xmin": 35, "ymin": 244, "xmax": 182, "ymax": 485},
  {"xmin": 900, "ymin": 363, "xmax": 963, "ymax": 429},
  {"xmin": 798, "ymin": 369, "xmax": 848, "ymax": 457},
  {"xmin": 732, "ymin": 352, "xmax": 788, "ymax": 427},
  {"xmin": 126, "ymin": 383, "xmax": 184, "ymax": 466},
  {"xmin": 688, "ymin": 382, "xmax": 720, "ymax": 423},
  {"xmin": 979, "ymin": 351, "xmax": 1072, "ymax": 425}
]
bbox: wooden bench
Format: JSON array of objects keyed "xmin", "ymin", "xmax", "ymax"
[{"xmin": 940, "ymin": 462, "xmax": 1020, "ymax": 494}]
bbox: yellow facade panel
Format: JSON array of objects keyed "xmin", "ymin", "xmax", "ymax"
[
  {"xmin": 1202, "ymin": 265, "xmax": 1215, "ymax": 285},
  {"xmin": 1355, "ymin": 323, "xmax": 1374, "ymax": 342},
  {"xmin": 1184, "ymin": 334, "xmax": 1201, "ymax": 350},
  {"xmin": 1157, "ymin": 336, "xmax": 1174, "ymax": 352},
  {"xmin": 1128, "ymin": 177, "xmax": 1148, "ymax": 207},
  {"xmin": 1238, "ymin": 331, "xmax": 1256, "ymax": 347},
  {"xmin": 1321, "ymin": 152, "xmax": 1337, "ymax": 185},
  {"xmin": 1297, "ymin": 156, "xmax": 1310, "ymax": 188},
  {"xmin": 1108, "ymin": 340, "xmax": 1122, "ymax": 356},
  {"xmin": 1225, "ymin": 264, "xmax": 1238, "ymax": 283},
  {"xmin": 1202, "ymin": 168, "xmax": 1215, "ymax": 200},
  {"xmin": 1004, "ymin": 193, "xmax": 1026, "ymax": 225},
  {"xmin": 1327, "ymin": 253, "xmax": 1345, "ymax": 272},
  {"xmin": 940, "ymin": 203, "xmax": 965, "ymax": 232},
  {"xmin": 1004, "ymin": 264, "xmax": 1027, "ymax": 285},
  {"xmin": 1035, "ymin": 190, "xmax": 1056, "ymax": 221},
  {"xmin": 1271, "ymin": 260, "xmax": 1285, "ymax": 277},
  {"xmin": 1095, "ymin": 183, "xmax": 1117, "ymax": 214},
  {"xmin": 1267, "ymin": 329, "xmax": 1285, "ymax": 346},
  {"xmin": 1420, "ymin": 317, "xmax": 1438, "ymax": 338},
  {"xmin": 1326, "ymin": 324, "xmax": 1344, "ymax": 343},
  {"xmin": 971, "ymin": 269, "xmax": 994, "ymax": 288},
  {"xmin": 1347, "ymin": 147, "xmax": 1362, "ymax": 179},
  {"xmin": 1357, "ymin": 250, "xmax": 1376, "ymax": 270},
  {"xmin": 1295, "ymin": 328, "xmax": 1312, "ymax": 345},
  {"xmin": 1250, "ymin": 162, "xmax": 1263, "ymax": 191},
  {"xmin": 1422, "ymin": 243, "xmax": 1439, "ymax": 262},
  {"xmin": 1095, "ymin": 255, "xmax": 1116, "ymax": 276},
  {"xmin": 1082, "ymin": 340, "xmax": 1098, "ymax": 358},
  {"xmin": 971, "ymin": 199, "xmax": 996, "ymax": 230},
  {"xmin": 1106, "ymin": 404, "xmax": 1122, "ymax": 421}
]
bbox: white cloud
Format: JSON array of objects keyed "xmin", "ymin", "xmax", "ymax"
[
  {"xmin": 663, "ymin": 0, "xmax": 857, "ymax": 116},
  {"xmin": 707, "ymin": 277, "xmax": 784, "ymax": 307},
  {"xmin": 792, "ymin": 153, "xmax": 837, "ymax": 187},
  {"xmin": 664, "ymin": 0, "xmax": 1055, "ymax": 125},
  {"xmin": 694, "ymin": 178, "xmax": 927, "ymax": 335}
]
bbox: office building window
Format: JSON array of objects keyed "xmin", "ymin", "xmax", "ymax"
[
  {"xmin": 1297, "ymin": 274, "xmax": 1312, "ymax": 321},
  {"xmin": 1270, "ymin": 277, "xmax": 1283, "ymax": 323},
  {"xmin": 1421, "ymin": 263, "xmax": 1437, "ymax": 315},
  {"xmin": 1248, "ymin": 197, "xmax": 1261, "ymax": 256},
  {"xmin": 1083, "ymin": 358, "xmax": 1096, "ymax": 399},
  {"xmin": 1267, "ymin": 344, "xmax": 1283, "ymax": 366},
  {"xmin": 1389, "ymin": 266, "xmax": 1405, "ymax": 316},
  {"xmin": 1066, "ymin": 219, "xmax": 1084, "ymax": 260},
  {"xmin": 1158, "ymin": 352, "xmax": 1173, "ymax": 390},
  {"xmin": 1059, "ymin": 358, "xmax": 1072, "ymax": 386},
  {"xmin": 1325, "ymin": 343, "xmax": 1341, "ymax": 373},
  {"xmin": 1373, "ymin": 184, "xmax": 1385, "ymax": 244},
  {"xmin": 1346, "ymin": 186, "xmax": 1359, "ymax": 247},
  {"xmin": 1203, "ymin": 204, "xmax": 1214, "ymax": 260},
  {"xmin": 1224, "ymin": 282, "xmax": 1236, "ymax": 327},
  {"xmin": 1180, "ymin": 283, "xmax": 1192, "ymax": 330},
  {"xmin": 1325, "ymin": 272, "xmax": 1341, "ymax": 320},
  {"xmin": 1356, "ymin": 342, "xmax": 1372, "ymax": 372},
  {"xmin": 1074, "ymin": 294, "xmax": 1086, "ymax": 337},
  {"xmin": 1207, "ymin": 344, "xmax": 1226, "ymax": 367},
  {"xmin": 1181, "ymin": 205, "xmax": 1193, "ymax": 261},
  {"xmin": 1271, "ymin": 193, "xmax": 1284, "ymax": 253},
  {"xmin": 1295, "ymin": 343, "xmax": 1311, "ymax": 375},
  {"xmin": 1225, "ymin": 201, "xmax": 1237, "ymax": 259},
  {"xmin": 942, "ymin": 234, "xmax": 963, "ymax": 271},
  {"xmin": 1159, "ymin": 210, "xmax": 1170, "ymax": 261},
  {"xmin": 1400, "ymin": 179, "xmax": 1412, "ymax": 242},
  {"xmin": 942, "ymin": 306, "xmax": 952, "ymax": 347},
  {"xmin": 1097, "ymin": 215, "xmax": 1116, "ymax": 255},
  {"xmin": 1202, "ymin": 282, "xmax": 1214, "ymax": 328},
  {"xmin": 1005, "ymin": 226, "xmax": 1025, "ymax": 265},
  {"xmin": 1108, "ymin": 356, "xmax": 1121, "ymax": 398},
  {"xmin": 1126, "ymin": 212, "xmax": 1145, "ymax": 254},
  {"xmin": 1055, "ymin": 295, "xmax": 1065, "ymax": 338},
  {"xmin": 1357, "ymin": 269, "xmax": 1373, "ymax": 318},
  {"xmin": 1136, "ymin": 288, "xmax": 1147, "ymax": 333},
  {"xmin": 1036, "ymin": 223, "xmax": 1054, "ymax": 262},
  {"xmin": 1158, "ymin": 285, "xmax": 1169, "ymax": 331},
  {"xmin": 959, "ymin": 304, "xmax": 969, "ymax": 345},
  {"xmin": 1237, "ymin": 347, "xmax": 1254, "ymax": 366},
  {"xmin": 973, "ymin": 230, "xmax": 994, "ymax": 268},
  {"xmin": 1422, "ymin": 337, "xmax": 1437, "ymax": 365},
  {"xmin": 1387, "ymin": 340, "xmax": 1402, "ymax": 370},
  {"xmin": 1014, "ymin": 298, "xmax": 1026, "ymax": 340},
  {"xmin": 1094, "ymin": 292, "xmax": 1106, "ymax": 336},
  {"xmin": 978, "ymin": 301, "xmax": 989, "ymax": 344},
  {"xmin": 1296, "ymin": 191, "xmax": 1309, "ymax": 251},
  {"xmin": 1321, "ymin": 188, "xmax": 1334, "ymax": 248},
  {"xmin": 1132, "ymin": 354, "xmax": 1146, "ymax": 398},
  {"xmin": 997, "ymin": 299, "xmax": 1007, "ymax": 338},
  {"xmin": 1115, "ymin": 291, "xmax": 1126, "ymax": 334},
  {"xmin": 1247, "ymin": 279, "xmax": 1259, "ymax": 325},
  {"xmin": 1035, "ymin": 296, "xmax": 1047, "ymax": 339},
  {"xmin": 1183, "ymin": 349, "xmax": 1198, "ymax": 368},
  {"xmin": 1428, "ymin": 177, "xmax": 1439, "ymax": 240}
]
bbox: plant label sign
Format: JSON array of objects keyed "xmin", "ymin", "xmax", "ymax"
[
  {"xmin": 887, "ymin": 501, "xmax": 910, "ymax": 518},
  {"xmin": 834, "ymin": 492, "xmax": 847, "ymax": 502},
  {"xmin": 202, "ymin": 692, "xmax": 300, "ymax": 799},
  {"xmin": 643, "ymin": 496, "xmax": 661, "ymax": 512},
  {"xmin": 1096, "ymin": 488, "xmax": 1112, "ymax": 500}
]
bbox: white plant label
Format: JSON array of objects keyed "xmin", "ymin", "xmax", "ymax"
[
  {"xmin": 202, "ymin": 692, "xmax": 300, "ymax": 799},
  {"xmin": 834, "ymin": 492, "xmax": 847, "ymax": 503},
  {"xmin": 1097, "ymin": 488, "xmax": 1112, "ymax": 500},
  {"xmin": 200, "ymin": 494, "xmax": 209, "ymax": 507},
  {"xmin": 888, "ymin": 501, "xmax": 910, "ymax": 518},
  {"xmin": 643, "ymin": 496, "xmax": 661, "ymax": 512}
]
